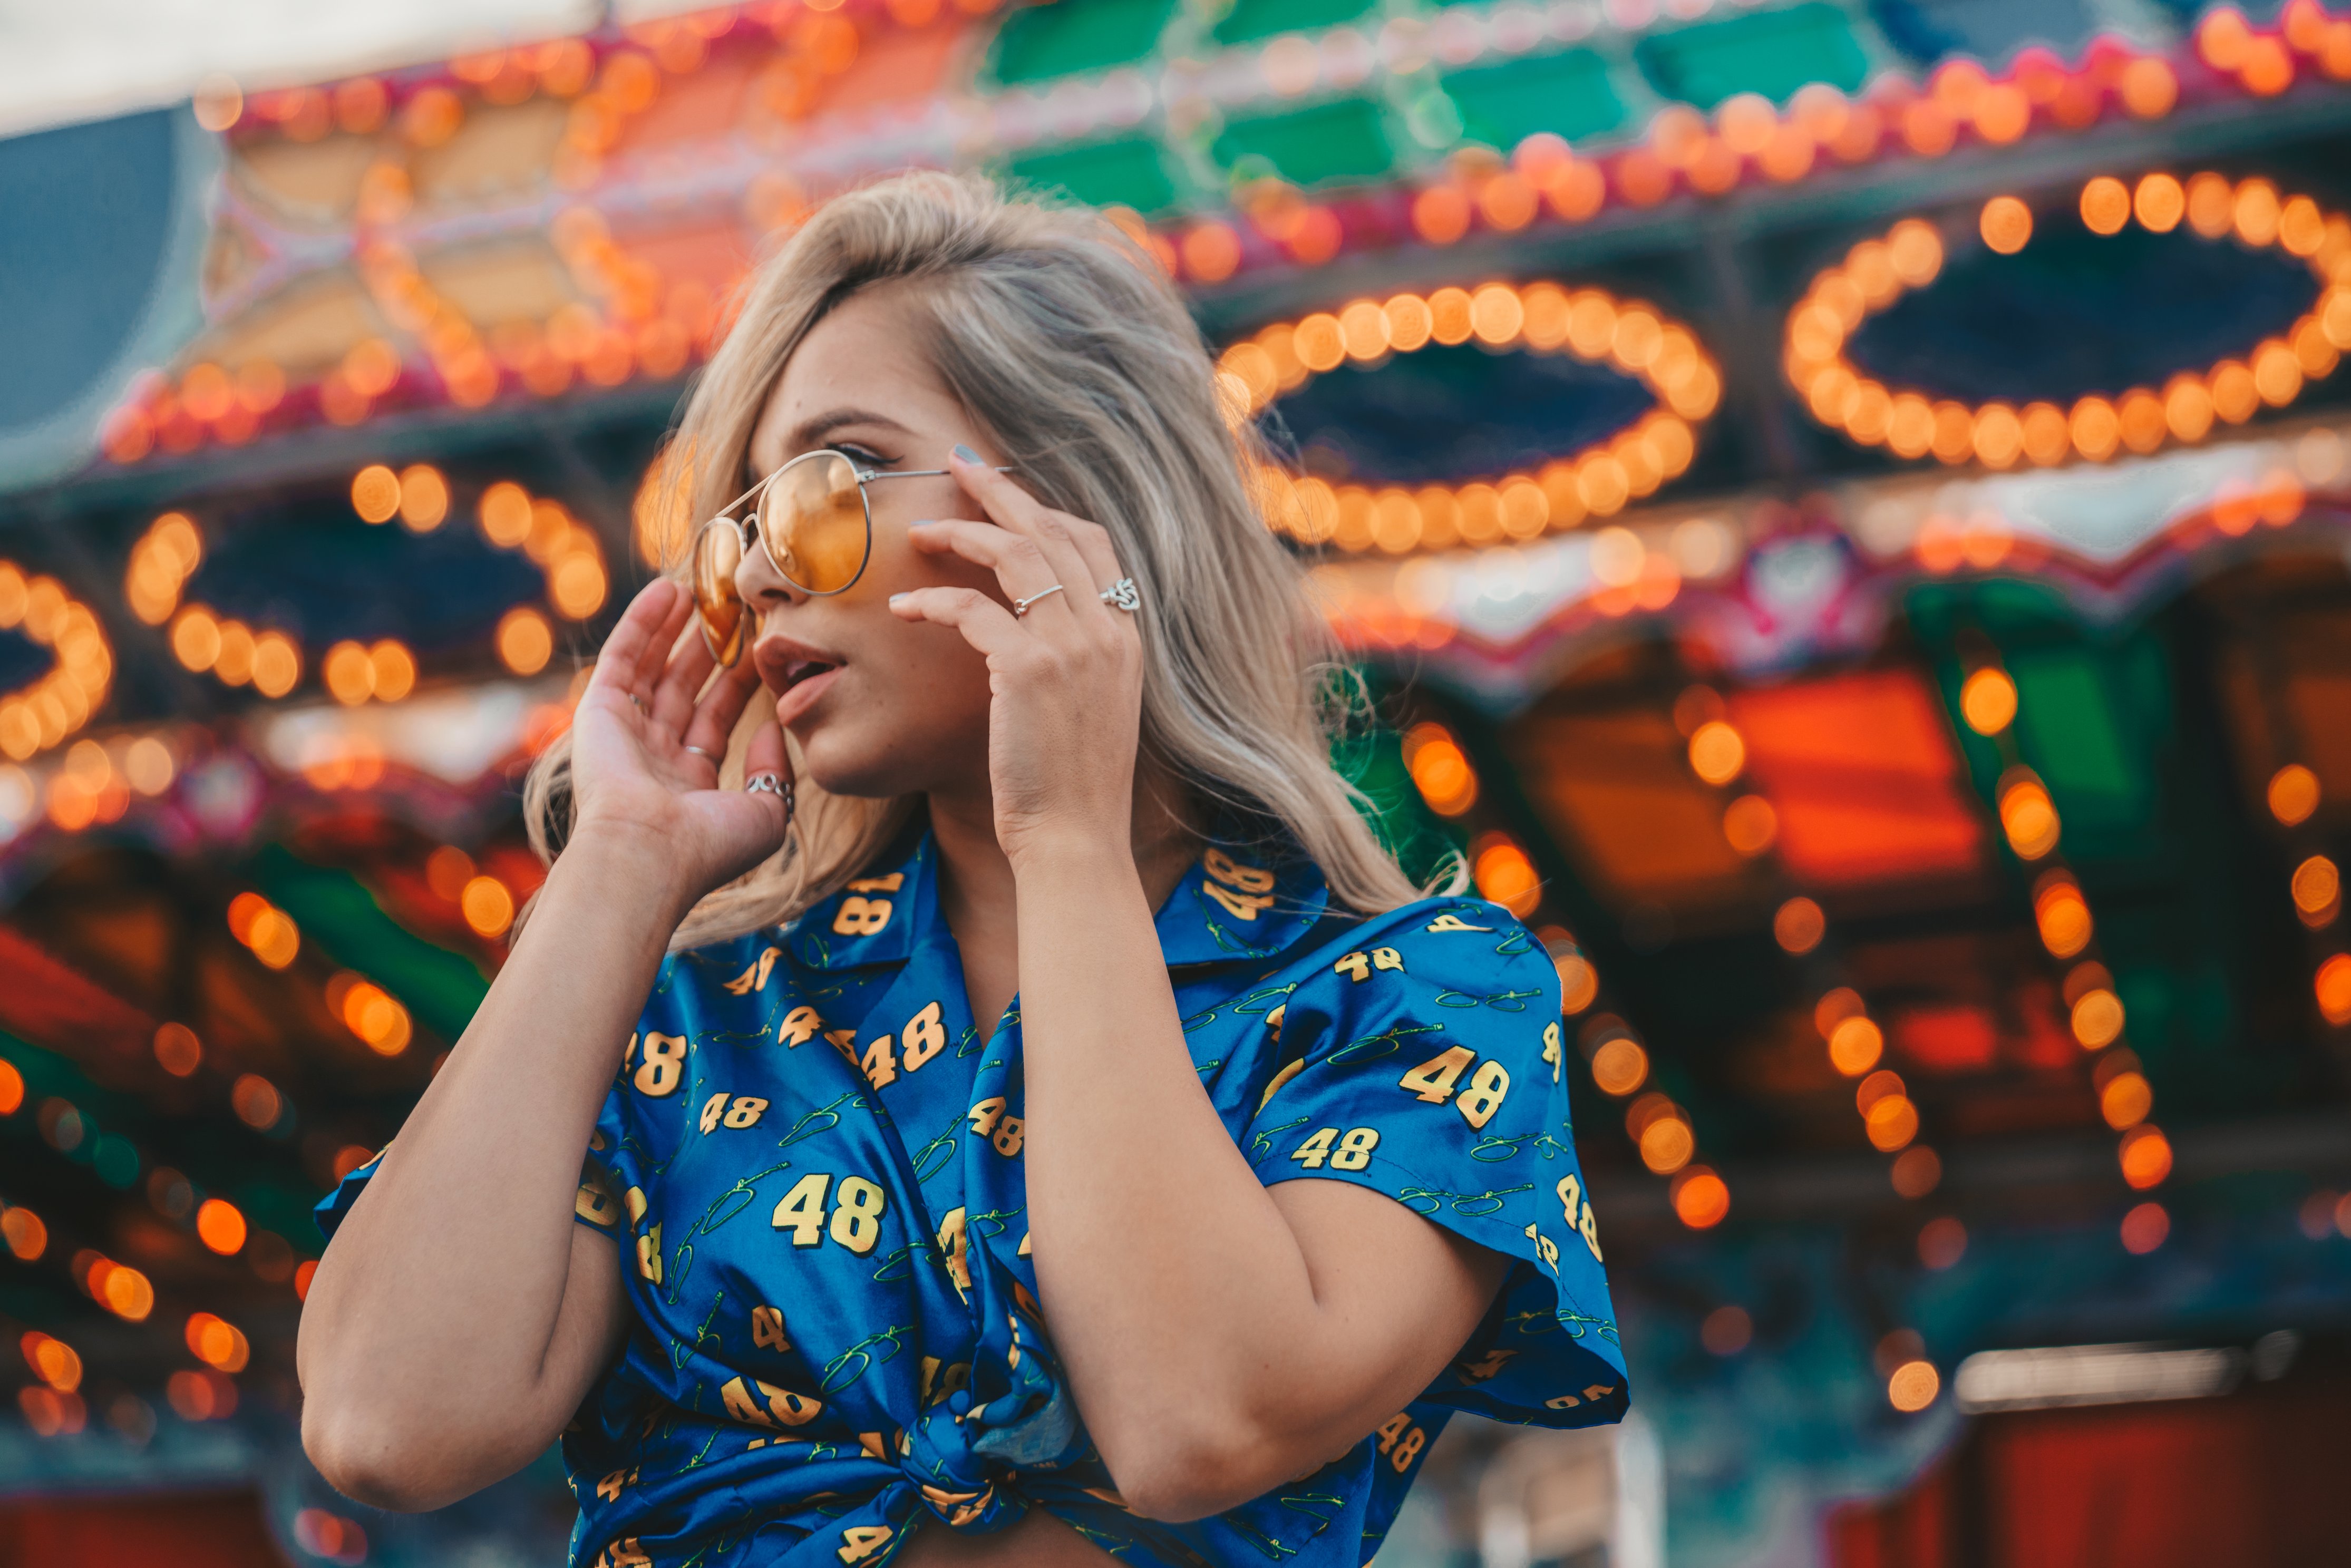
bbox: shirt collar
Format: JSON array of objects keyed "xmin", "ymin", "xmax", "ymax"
[{"xmin": 789, "ymin": 825, "xmax": 1329, "ymax": 972}]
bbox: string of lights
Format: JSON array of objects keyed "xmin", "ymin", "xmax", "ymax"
[
  {"xmin": 1399, "ymin": 719, "xmax": 1732, "ymax": 1233},
  {"xmin": 1955, "ymin": 659, "xmax": 2176, "ymax": 1252}
]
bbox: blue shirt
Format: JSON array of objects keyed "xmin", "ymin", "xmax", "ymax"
[{"xmin": 320, "ymin": 827, "xmax": 1626, "ymax": 1568}]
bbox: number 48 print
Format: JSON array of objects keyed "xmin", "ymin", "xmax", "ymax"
[
  {"xmin": 772, "ymin": 1173, "xmax": 889, "ymax": 1255},
  {"xmin": 1398, "ymin": 1046, "xmax": 1510, "ymax": 1129}
]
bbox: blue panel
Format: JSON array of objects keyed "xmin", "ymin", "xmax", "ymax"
[
  {"xmin": 185, "ymin": 504, "xmax": 548, "ymax": 655},
  {"xmin": 1870, "ymin": 0, "xmax": 2094, "ymax": 66},
  {"xmin": 0, "ymin": 111, "xmax": 179, "ymax": 433},
  {"xmin": 1263, "ymin": 342, "xmax": 1656, "ymax": 485},
  {"xmin": 1847, "ymin": 222, "xmax": 2317, "ymax": 405},
  {"xmin": 0, "ymin": 627, "xmax": 52, "ymax": 694}
]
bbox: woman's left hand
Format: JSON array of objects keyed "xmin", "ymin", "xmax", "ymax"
[{"xmin": 889, "ymin": 446, "xmax": 1142, "ymax": 870}]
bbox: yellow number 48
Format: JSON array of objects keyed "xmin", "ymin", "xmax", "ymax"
[
  {"xmin": 771, "ymin": 1173, "xmax": 889, "ymax": 1255},
  {"xmin": 1290, "ymin": 1126, "xmax": 1379, "ymax": 1171},
  {"xmin": 1398, "ymin": 1047, "xmax": 1510, "ymax": 1128}
]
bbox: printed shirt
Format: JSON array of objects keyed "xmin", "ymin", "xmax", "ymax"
[{"xmin": 318, "ymin": 827, "xmax": 1627, "ymax": 1568}]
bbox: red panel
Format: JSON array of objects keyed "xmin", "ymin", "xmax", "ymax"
[
  {"xmin": 1729, "ymin": 671, "xmax": 1986, "ymax": 889},
  {"xmin": 0, "ymin": 925, "xmax": 157, "ymax": 1074},
  {"xmin": 1891, "ymin": 1005, "xmax": 1999, "ymax": 1073},
  {"xmin": 1985, "ymin": 1404, "xmax": 2266, "ymax": 1568},
  {"xmin": 1826, "ymin": 1457, "xmax": 1954, "ymax": 1568},
  {"xmin": 0, "ymin": 1488, "xmax": 286, "ymax": 1567}
]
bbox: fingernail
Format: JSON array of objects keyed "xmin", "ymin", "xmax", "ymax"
[
  {"xmin": 889, "ymin": 592, "xmax": 910, "ymax": 606},
  {"xmin": 951, "ymin": 443, "xmax": 981, "ymax": 465}
]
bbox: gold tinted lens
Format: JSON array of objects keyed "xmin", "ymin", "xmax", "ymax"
[
  {"xmin": 692, "ymin": 519, "xmax": 746, "ymax": 664},
  {"xmin": 757, "ymin": 451, "xmax": 870, "ymax": 595}
]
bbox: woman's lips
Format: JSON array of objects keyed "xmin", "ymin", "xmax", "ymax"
[{"xmin": 774, "ymin": 662, "xmax": 841, "ymax": 725}]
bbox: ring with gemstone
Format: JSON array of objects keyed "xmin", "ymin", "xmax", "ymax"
[{"xmin": 1099, "ymin": 578, "xmax": 1139, "ymax": 612}]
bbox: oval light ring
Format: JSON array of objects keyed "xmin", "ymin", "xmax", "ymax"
[
  {"xmin": 0, "ymin": 563, "xmax": 112, "ymax": 762},
  {"xmin": 1788, "ymin": 174, "xmax": 2350, "ymax": 469},
  {"xmin": 1220, "ymin": 281, "xmax": 1724, "ymax": 556}
]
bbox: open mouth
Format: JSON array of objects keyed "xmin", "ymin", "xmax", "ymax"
[{"xmin": 780, "ymin": 658, "xmax": 838, "ymax": 691}]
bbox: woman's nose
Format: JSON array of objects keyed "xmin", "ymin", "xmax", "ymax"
[{"xmin": 734, "ymin": 523, "xmax": 801, "ymax": 609}]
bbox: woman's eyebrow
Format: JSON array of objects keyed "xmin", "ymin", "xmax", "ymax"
[{"xmin": 790, "ymin": 407, "xmax": 915, "ymax": 451}]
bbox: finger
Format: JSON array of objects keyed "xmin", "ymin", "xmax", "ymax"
[
  {"xmin": 682, "ymin": 655, "xmax": 763, "ymax": 766},
  {"xmin": 889, "ymin": 585, "xmax": 1028, "ymax": 658},
  {"xmin": 630, "ymin": 586, "xmax": 697, "ymax": 699},
  {"xmin": 590, "ymin": 580, "xmax": 684, "ymax": 699},
  {"xmin": 650, "ymin": 617, "xmax": 717, "ymax": 737},
  {"xmin": 907, "ymin": 519, "xmax": 1071, "ymax": 620},
  {"xmin": 1061, "ymin": 518, "xmax": 1129, "ymax": 613},
  {"xmin": 742, "ymin": 718, "xmax": 791, "ymax": 785},
  {"xmin": 948, "ymin": 450, "xmax": 1102, "ymax": 608}
]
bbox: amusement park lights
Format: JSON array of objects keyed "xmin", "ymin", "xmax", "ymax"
[
  {"xmin": 1400, "ymin": 722, "xmax": 1477, "ymax": 816},
  {"xmin": 1229, "ymin": 281, "xmax": 1721, "ymax": 556},
  {"xmin": 1791, "ymin": 174, "xmax": 2351, "ymax": 469},
  {"xmin": 0, "ymin": 563, "xmax": 112, "ymax": 763},
  {"xmin": 1536, "ymin": 919, "xmax": 1724, "ymax": 1230}
]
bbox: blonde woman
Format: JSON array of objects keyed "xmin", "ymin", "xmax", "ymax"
[{"xmin": 297, "ymin": 172, "xmax": 1624, "ymax": 1568}]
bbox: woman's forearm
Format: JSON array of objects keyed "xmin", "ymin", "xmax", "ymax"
[
  {"xmin": 297, "ymin": 829, "xmax": 693, "ymax": 1506},
  {"xmin": 1013, "ymin": 848, "xmax": 1357, "ymax": 1514}
]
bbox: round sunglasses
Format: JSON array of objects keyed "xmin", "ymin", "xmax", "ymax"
[{"xmin": 688, "ymin": 449, "xmax": 1007, "ymax": 665}]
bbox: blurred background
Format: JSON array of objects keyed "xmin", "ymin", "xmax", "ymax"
[{"xmin": 2, "ymin": 0, "xmax": 2349, "ymax": 1563}]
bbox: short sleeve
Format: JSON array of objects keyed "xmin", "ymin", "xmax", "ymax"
[
  {"xmin": 312, "ymin": 1136, "xmax": 628, "ymax": 1246},
  {"xmin": 1243, "ymin": 894, "xmax": 1629, "ymax": 1429}
]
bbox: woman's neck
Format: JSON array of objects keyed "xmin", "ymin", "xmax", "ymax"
[{"xmin": 926, "ymin": 768, "xmax": 1198, "ymax": 1031}]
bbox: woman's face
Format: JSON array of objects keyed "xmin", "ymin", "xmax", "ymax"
[{"xmin": 735, "ymin": 284, "xmax": 1000, "ymax": 801}]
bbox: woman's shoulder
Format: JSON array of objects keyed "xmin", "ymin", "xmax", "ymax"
[{"xmin": 1291, "ymin": 891, "xmax": 1555, "ymax": 986}]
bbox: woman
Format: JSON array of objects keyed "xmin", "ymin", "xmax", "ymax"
[{"xmin": 298, "ymin": 172, "xmax": 1624, "ymax": 1568}]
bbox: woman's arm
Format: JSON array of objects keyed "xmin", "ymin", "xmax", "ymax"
[
  {"xmin": 897, "ymin": 458, "xmax": 1509, "ymax": 1523},
  {"xmin": 1016, "ymin": 857, "xmax": 1509, "ymax": 1521},
  {"xmin": 297, "ymin": 582, "xmax": 789, "ymax": 1511}
]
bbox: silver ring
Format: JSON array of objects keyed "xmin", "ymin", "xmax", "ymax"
[
  {"xmin": 1100, "ymin": 577, "xmax": 1139, "ymax": 612},
  {"xmin": 684, "ymin": 745, "xmax": 715, "ymax": 761},
  {"xmin": 744, "ymin": 772, "xmax": 793, "ymax": 814},
  {"xmin": 1012, "ymin": 584, "xmax": 1066, "ymax": 618}
]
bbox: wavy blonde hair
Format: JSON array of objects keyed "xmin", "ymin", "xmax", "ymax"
[{"xmin": 526, "ymin": 170, "xmax": 1439, "ymax": 948}]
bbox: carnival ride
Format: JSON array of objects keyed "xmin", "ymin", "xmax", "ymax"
[{"xmin": 2, "ymin": 0, "xmax": 2350, "ymax": 1561}]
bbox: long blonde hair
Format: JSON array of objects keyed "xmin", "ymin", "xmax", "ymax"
[{"xmin": 526, "ymin": 170, "xmax": 1437, "ymax": 947}]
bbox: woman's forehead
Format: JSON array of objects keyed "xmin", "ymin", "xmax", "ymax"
[{"xmin": 750, "ymin": 289, "xmax": 956, "ymax": 462}]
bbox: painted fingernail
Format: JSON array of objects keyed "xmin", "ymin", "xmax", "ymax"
[
  {"xmin": 889, "ymin": 592, "xmax": 910, "ymax": 606},
  {"xmin": 951, "ymin": 443, "xmax": 981, "ymax": 465}
]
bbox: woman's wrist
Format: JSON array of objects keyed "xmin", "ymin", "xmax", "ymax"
[{"xmin": 553, "ymin": 818, "xmax": 711, "ymax": 929}]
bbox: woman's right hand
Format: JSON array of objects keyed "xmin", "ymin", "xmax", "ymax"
[{"xmin": 566, "ymin": 578, "xmax": 792, "ymax": 906}]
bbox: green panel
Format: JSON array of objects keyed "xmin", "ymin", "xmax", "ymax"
[
  {"xmin": 2009, "ymin": 650, "xmax": 2165, "ymax": 851},
  {"xmin": 248, "ymin": 845, "xmax": 491, "ymax": 1044},
  {"xmin": 1006, "ymin": 136, "xmax": 1182, "ymax": 215},
  {"xmin": 2012, "ymin": 655, "xmax": 2138, "ymax": 804},
  {"xmin": 1213, "ymin": 96, "xmax": 1395, "ymax": 187},
  {"xmin": 1633, "ymin": 2, "xmax": 1870, "ymax": 109},
  {"xmin": 1331, "ymin": 728, "xmax": 1462, "ymax": 890},
  {"xmin": 1442, "ymin": 48, "xmax": 1627, "ymax": 150},
  {"xmin": 1211, "ymin": 0, "xmax": 1377, "ymax": 45},
  {"xmin": 991, "ymin": 0, "xmax": 1180, "ymax": 85}
]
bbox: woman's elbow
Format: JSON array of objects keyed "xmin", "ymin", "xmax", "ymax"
[
  {"xmin": 1101, "ymin": 1421, "xmax": 1296, "ymax": 1524},
  {"xmin": 302, "ymin": 1393, "xmax": 517, "ymax": 1513},
  {"xmin": 303, "ymin": 1402, "xmax": 443, "ymax": 1512}
]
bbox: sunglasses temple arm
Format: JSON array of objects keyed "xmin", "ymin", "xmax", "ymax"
[{"xmin": 860, "ymin": 466, "xmax": 1017, "ymax": 481}]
